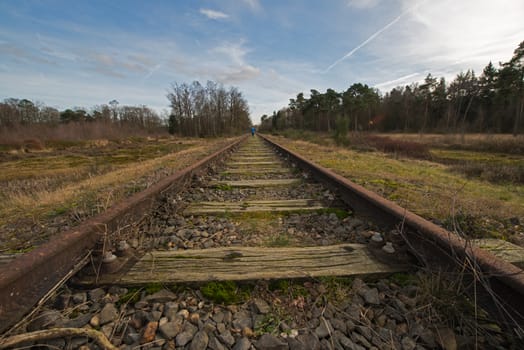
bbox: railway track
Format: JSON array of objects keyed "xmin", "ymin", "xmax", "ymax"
[{"xmin": 1, "ymin": 135, "xmax": 523, "ymax": 349}]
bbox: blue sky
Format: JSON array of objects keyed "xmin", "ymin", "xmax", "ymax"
[{"xmin": 1, "ymin": 0, "xmax": 523, "ymax": 124}]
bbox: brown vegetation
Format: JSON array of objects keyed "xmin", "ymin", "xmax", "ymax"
[
  {"xmin": 0, "ymin": 136, "xmax": 235, "ymax": 252},
  {"xmin": 0, "ymin": 120, "xmax": 167, "ymax": 151}
]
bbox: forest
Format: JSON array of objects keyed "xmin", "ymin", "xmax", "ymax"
[
  {"xmin": 259, "ymin": 41, "xmax": 524, "ymax": 136},
  {"xmin": 0, "ymin": 80, "xmax": 252, "ymax": 144},
  {"xmin": 166, "ymin": 81, "xmax": 251, "ymax": 137}
]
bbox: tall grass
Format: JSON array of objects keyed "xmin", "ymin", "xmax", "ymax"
[
  {"xmin": 0, "ymin": 121, "xmax": 168, "ymax": 149},
  {"xmin": 386, "ymin": 133, "xmax": 524, "ymax": 155}
]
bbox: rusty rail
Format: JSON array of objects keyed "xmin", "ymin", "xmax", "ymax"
[
  {"xmin": 0, "ymin": 135, "xmax": 247, "ymax": 333},
  {"xmin": 260, "ymin": 134, "xmax": 524, "ymax": 325}
]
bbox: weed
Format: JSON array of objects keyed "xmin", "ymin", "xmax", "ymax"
[
  {"xmin": 117, "ymin": 288, "xmax": 142, "ymax": 306},
  {"xmin": 200, "ymin": 281, "xmax": 251, "ymax": 304},
  {"xmin": 317, "ymin": 276, "xmax": 353, "ymax": 303},
  {"xmin": 215, "ymin": 183, "xmax": 233, "ymax": 191},
  {"xmin": 254, "ymin": 312, "xmax": 288, "ymax": 336},
  {"xmin": 268, "ymin": 280, "xmax": 308, "ymax": 298}
]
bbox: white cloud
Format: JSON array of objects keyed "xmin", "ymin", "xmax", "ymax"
[
  {"xmin": 199, "ymin": 8, "xmax": 229, "ymax": 20},
  {"xmin": 209, "ymin": 41, "xmax": 260, "ymax": 83},
  {"xmin": 347, "ymin": 0, "xmax": 382, "ymax": 9},
  {"xmin": 333, "ymin": 0, "xmax": 524, "ymax": 91},
  {"xmin": 390, "ymin": 0, "xmax": 524, "ymax": 70}
]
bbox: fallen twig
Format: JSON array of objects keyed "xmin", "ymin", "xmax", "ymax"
[{"xmin": 0, "ymin": 327, "xmax": 118, "ymax": 350}]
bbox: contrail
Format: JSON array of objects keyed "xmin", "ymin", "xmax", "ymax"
[
  {"xmin": 325, "ymin": 1, "xmax": 425, "ymax": 72},
  {"xmin": 374, "ymin": 72, "xmax": 420, "ymax": 89}
]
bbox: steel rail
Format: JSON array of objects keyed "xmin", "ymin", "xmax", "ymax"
[
  {"xmin": 0, "ymin": 135, "xmax": 248, "ymax": 333},
  {"xmin": 260, "ymin": 134, "xmax": 524, "ymax": 324}
]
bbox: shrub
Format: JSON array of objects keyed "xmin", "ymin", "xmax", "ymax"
[{"xmin": 365, "ymin": 135, "xmax": 431, "ymax": 159}]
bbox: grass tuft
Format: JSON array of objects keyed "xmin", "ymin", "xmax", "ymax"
[{"xmin": 200, "ymin": 281, "xmax": 251, "ymax": 304}]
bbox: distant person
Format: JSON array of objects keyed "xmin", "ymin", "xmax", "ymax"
[{"xmin": 251, "ymin": 126, "xmax": 256, "ymax": 136}]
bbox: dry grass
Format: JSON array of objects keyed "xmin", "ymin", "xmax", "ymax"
[
  {"xmin": 385, "ymin": 133, "xmax": 524, "ymax": 155},
  {"xmin": 0, "ymin": 121, "xmax": 168, "ymax": 149},
  {"xmin": 267, "ymin": 135, "xmax": 524, "ymax": 240},
  {"xmin": 0, "ymin": 137, "xmax": 236, "ymax": 251}
]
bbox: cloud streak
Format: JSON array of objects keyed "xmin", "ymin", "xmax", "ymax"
[
  {"xmin": 199, "ymin": 8, "xmax": 229, "ymax": 20},
  {"xmin": 325, "ymin": 0, "xmax": 427, "ymax": 72}
]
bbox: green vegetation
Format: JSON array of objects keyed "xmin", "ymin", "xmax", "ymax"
[
  {"xmin": 268, "ymin": 280, "xmax": 308, "ymax": 298},
  {"xmin": 200, "ymin": 281, "xmax": 251, "ymax": 304},
  {"xmin": 260, "ymin": 41, "xmax": 524, "ymax": 136},
  {"xmin": 0, "ymin": 137, "xmax": 233, "ymax": 251},
  {"xmin": 254, "ymin": 310, "xmax": 292, "ymax": 336},
  {"xmin": 215, "ymin": 183, "xmax": 233, "ymax": 191},
  {"xmin": 118, "ymin": 288, "xmax": 142, "ymax": 306},
  {"xmin": 145, "ymin": 282, "xmax": 164, "ymax": 294},
  {"xmin": 268, "ymin": 135, "xmax": 523, "ymax": 241}
]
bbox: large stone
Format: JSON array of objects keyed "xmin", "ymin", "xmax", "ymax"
[
  {"xmin": 315, "ymin": 319, "xmax": 334, "ymax": 339},
  {"xmin": 355, "ymin": 325, "xmax": 372, "ymax": 340},
  {"xmin": 99, "ymin": 303, "xmax": 119, "ymax": 325},
  {"xmin": 233, "ymin": 310, "xmax": 253, "ymax": 329},
  {"xmin": 287, "ymin": 338, "xmax": 307, "ymax": 350},
  {"xmin": 140, "ymin": 321, "xmax": 158, "ymax": 344},
  {"xmin": 88, "ymin": 288, "xmax": 106, "ymax": 302},
  {"xmin": 176, "ymin": 332, "xmax": 194, "ymax": 347},
  {"xmin": 175, "ymin": 321, "xmax": 199, "ymax": 346},
  {"xmin": 297, "ymin": 333, "xmax": 320, "ymax": 350},
  {"xmin": 330, "ymin": 318, "xmax": 347, "ymax": 333},
  {"xmin": 159, "ymin": 320, "xmax": 183, "ymax": 340},
  {"xmin": 27, "ymin": 310, "xmax": 65, "ymax": 331},
  {"xmin": 232, "ymin": 337, "xmax": 252, "ymax": 350},
  {"xmin": 64, "ymin": 312, "xmax": 94, "ymax": 328},
  {"xmin": 208, "ymin": 336, "xmax": 228, "ymax": 350},
  {"xmin": 253, "ymin": 298, "xmax": 271, "ymax": 314},
  {"xmin": 145, "ymin": 289, "xmax": 177, "ymax": 303},
  {"xmin": 255, "ymin": 334, "xmax": 288, "ymax": 350},
  {"xmin": 189, "ymin": 330, "xmax": 209, "ymax": 350},
  {"xmin": 359, "ymin": 288, "xmax": 380, "ymax": 305},
  {"xmin": 336, "ymin": 331, "xmax": 357, "ymax": 350},
  {"xmin": 352, "ymin": 332, "xmax": 372, "ymax": 348},
  {"xmin": 218, "ymin": 330, "xmax": 235, "ymax": 346}
]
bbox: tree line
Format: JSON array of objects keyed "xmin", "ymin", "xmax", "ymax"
[
  {"xmin": 167, "ymin": 81, "xmax": 251, "ymax": 137},
  {"xmin": 1, "ymin": 80, "xmax": 253, "ymax": 138},
  {"xmin": 260, "ymin": 40, "xmax": 524, "ymax": 135},
  {"xmin": 0, "ymin": 98, "xmax": 165, "ymax": 131}
]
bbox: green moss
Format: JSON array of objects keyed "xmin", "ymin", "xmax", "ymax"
[
  {"xmin": 6, "ymin": 246, "xmax": 35, "ymax": 254},
  {"xmin": 145, "ymin": 282, "xmax": 164, "ymax": 294},
  {"xmin": 268, "ymin": 280, "xmax": 307, "ymax": 298},
  {"xmin": 215, "ymin": 183, "xmax": 233, "ymax": 190},
  {"xmin": 200, "ymin": 281, "xmax": 250, "ymax": 304}
]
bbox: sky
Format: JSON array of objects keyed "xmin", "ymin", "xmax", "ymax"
[{"xmin": 1, "ymin": 0, "xmax": 523, "ymax": 125}]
